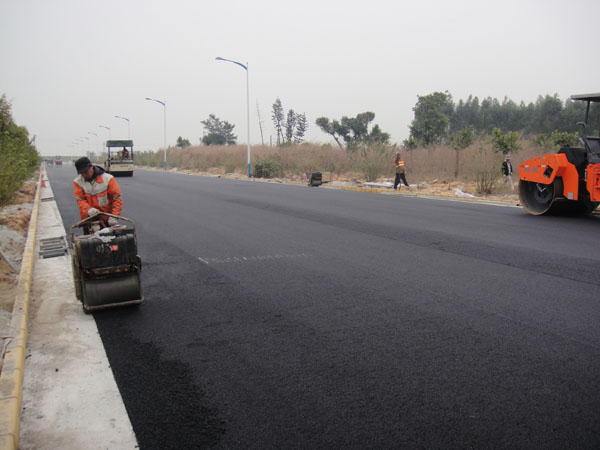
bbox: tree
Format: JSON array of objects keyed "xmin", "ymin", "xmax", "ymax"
[
  {"xmin": 409, "ymin": 91, "xmax": 454, "ymax": 146},
  {"xmin": 201, "ymin": 114, "xmax": 237, "ymax": 145},
  {"xmin": 449, "ymin": 126, "xmax": 475, "ymax": 178},
  {"xmin": 176, "ymin": 136, "xmax": 191, "ymax": 148},
  {"xmin": 316, "ymin": 112, "xmax": 390, "ymax": 151},
  {"xmin": 294, "ymin": 113, "xmax": 308, "ymax": 144},
  {"xmin": 315, "ymin": 117, "xmax": 346, "ymax": 149},
  {"xmin": 271, "ymin": 98, "xmax": 284, "ymax": 146},
  {"xmin": 491, "ymin": 128, "xmax": 521, "ymax": 155},
  {"xmin": 285, "ymin": 109, "xmax": 296, "ymax": 144}
]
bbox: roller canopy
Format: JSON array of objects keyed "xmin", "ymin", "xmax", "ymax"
[
  {"xmin": 570, "ymin": 93, "xmax": 600, "ymax": 102},
  {"xmin": 106, "ymin": 140, "xmax": 133, "ymax": 147}
]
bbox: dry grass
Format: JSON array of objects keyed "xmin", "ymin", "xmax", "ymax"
[{"xmin": 137, "ymin": 139, "xmax": 552, "ymax": 192}]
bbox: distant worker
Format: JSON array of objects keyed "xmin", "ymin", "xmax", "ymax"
[
  {"xmin": 501, "ymin": 155, "xmax": 514, "ymax": 190},
  {"xmin": 393, "ymin": 152, "xmax": 409, "ymax": 190},
  {"xmin": 122, "ymin": 146, "xmax": 129, "ymax": 159},
  {"xmin": 73, "ymin": 157, "xmax": 122, "ymax": 227}
]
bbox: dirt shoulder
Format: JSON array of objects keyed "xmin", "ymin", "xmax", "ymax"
[{"xmin": 0, "ymin": 177, "xmax": 37, "ymax": 313}]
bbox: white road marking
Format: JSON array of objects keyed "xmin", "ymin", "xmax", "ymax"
[{"xmin": 198, "ymin": 253, "xmax": 311, "ymax": 265}]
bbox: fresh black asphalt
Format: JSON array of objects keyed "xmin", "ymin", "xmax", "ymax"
[{"xmin": 46, "ymin": 166, "xmax": 600, "ymax": 450}]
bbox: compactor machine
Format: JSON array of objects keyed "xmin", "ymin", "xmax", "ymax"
[
  {"xmin": 70, "ymin": 213, "xmax": 143, "ymax": 313},
  {"xmin": 519, "ymin": 93, "xmax": 600, "ymax": 215},
  {"xmin": 103, "ymin": 140, "xmax": 135, "ymax": 176}
]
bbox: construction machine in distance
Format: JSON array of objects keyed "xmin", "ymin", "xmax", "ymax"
[
  {"xmin": 103, "ymin": 140, "xmax": 135, "ymax": 176},
  {"xmin": 519, "ymin": 93, "xmax": 600, "ymax": 215}
]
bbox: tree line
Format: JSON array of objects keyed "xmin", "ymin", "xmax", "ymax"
[
  {"xmin": 176, "ymin": 91, "xmax": 599, "ymax": 152},
  {"xmin": 406, "ymin": 91, "xmax": 600, "ymax": 148}
]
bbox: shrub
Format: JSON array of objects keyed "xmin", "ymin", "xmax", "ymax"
[
  {"xmin": 464, "ymin": 144, "xmax": 501, "ymax": 194},
  {"xmin": 253, "ymin": 155, "xmax": 284, "ymax": 178},
  {"xmin": 355, "ymin": 143, "xmax": 394, "ymax": 182}
]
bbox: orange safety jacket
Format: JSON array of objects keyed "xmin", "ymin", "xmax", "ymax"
[
  {"xmin": 73, "ymin": 167, "xmax": 123, "ymax": 220},
  {"xmin": 395, "ymin": 159, "xmax": 406, "ymax": 173}
]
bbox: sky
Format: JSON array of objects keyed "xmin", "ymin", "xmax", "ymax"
[{"xmin": 1, "ymin": 0, "xmax": 599, "ymax": 157}]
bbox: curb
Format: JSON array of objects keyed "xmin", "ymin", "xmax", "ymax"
[{"xmin": 0, "ymin": 170, "xmax": 41, "ymax": 450}]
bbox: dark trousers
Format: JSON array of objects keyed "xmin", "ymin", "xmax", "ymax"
[{"xmin": 394, "ymin": 172, "xmax": 408, "ymax": 189}]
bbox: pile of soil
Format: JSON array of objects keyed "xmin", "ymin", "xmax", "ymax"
[{"xmin": 0, "ymin": 178, "xmax": 37, "ymax": 312}]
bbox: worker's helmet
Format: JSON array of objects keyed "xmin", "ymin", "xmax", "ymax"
[{"xmin": 75, "ymin": 157, "xmax": 92, "ymax": 174}]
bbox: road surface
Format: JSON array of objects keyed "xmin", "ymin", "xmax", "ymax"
[{"xmin": 46, "ymin": 166, "xmax": 600, "ymax": 450}]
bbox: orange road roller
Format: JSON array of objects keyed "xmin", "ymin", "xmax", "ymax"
[{"xmin": 519, "ymin": 93, "xmax": 600, "ymax": 215}]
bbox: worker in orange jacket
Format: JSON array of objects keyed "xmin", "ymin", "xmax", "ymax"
[
  {"xmin": 393, "ymin": 152, "xmax": 409, "ymax": 190},
  {"xmin": 73, "ymin": 157, "xmax": 122, "ymax": 225}
]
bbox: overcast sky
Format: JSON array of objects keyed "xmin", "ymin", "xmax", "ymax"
[{"xmin": 1, "ymin": 0, "xmax": 599, "ymax": 157}]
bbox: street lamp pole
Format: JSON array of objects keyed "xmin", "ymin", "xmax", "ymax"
[
  {"xmin": 99, "ymin": 125, "xmax": 111, "ymax": 140},
  {"xmin": 88, "ymin": 132, "xmax": 98, "ymax": 156},
  {"xmin": 144, "ymin": 98, "xmax": 167, "ymax": 170},
  {"xmin": 81, "ymin": 136, "xmax": 90, "ymax": 155},
  {"xmin": 216, "ymin": 56, "xmax": 251, "ymax": 178},
  {"xmin": 114, "ymin": 115, "xmax": 130, "ymax": 139},
  {"xmin": 99, "ymin": 126, "xmax": 111, "ymax": 155}
]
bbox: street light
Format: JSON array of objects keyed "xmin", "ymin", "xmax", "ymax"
[
  {"xmin": 216, "ymin": 56, "xmax": 251, "ymax": 178},
  {"xmin": 81, "ymin": 136, "xmax": 90, "ymax": 154},
  {"xmin": 114, "ymin": 115, "xmax": 130, "ymax": 139},
  {"xmin": 88, "ymin": 132, "xmax": 98, "ymax": 155},
  {"xmin": 99, "ymin": 125, "xmax": 111, "ymax": 139},
  {"xmin": 144, "ymin": 98, "xmax": 167, "ymax": 170}
]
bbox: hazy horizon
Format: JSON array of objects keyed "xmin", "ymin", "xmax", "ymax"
[{"xmin": 1, "ymin": 0, "xmax": 599, "ymax": 157}]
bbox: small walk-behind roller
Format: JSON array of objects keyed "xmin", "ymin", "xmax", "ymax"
[{"xmin": 70, "ymin": 213, "xmax": 143, "ymax": 313}]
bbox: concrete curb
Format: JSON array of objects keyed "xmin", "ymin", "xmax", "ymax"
[{"xmin": 0, "ymin": 170, "xmax": 41, "ymax": 450}]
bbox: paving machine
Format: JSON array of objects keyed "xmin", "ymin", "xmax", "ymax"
[
  {"xmin": 70, "ymin": 213, "xmax": 143, "ymax": 313},
  {"xmin": 518, "ymin": 93, "xmax": 600, "ymax": 215}
]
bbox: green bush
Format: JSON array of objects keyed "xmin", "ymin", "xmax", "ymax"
[
  {"xmin": 253, "ymin": 155, "xmax": 284, "ymax": 178},
  {"xmin": 491, "ymin": 128, "xmax": 521, "ymax": 155},
  {"xmin": 550, "ymin": 130, "xmax": 579, "ymax": 148},
  {"xmin": 0, "ymin": 95, "xmax": 40, "ymax": 206}
]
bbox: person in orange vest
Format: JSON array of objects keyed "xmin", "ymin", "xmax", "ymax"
[
  {"xmin": 393, "ymin": 152, "xmax": 409, "ymax": 190},
  {"xmin": 73, "ymin": 157, "xmax": 122, "ymax": 227}
]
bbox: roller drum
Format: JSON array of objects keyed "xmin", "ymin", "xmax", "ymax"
[{"xmin": 82, "ymin": 272, "xmax": 143, "ymax": 312}]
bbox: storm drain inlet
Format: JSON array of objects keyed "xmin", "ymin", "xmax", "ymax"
[{"xmin": 39, "ymin": 236, "xmax": 68, "ymax": 258}]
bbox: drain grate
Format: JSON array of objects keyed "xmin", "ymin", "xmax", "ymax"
[
  {"xmin": 41, "ymin": 197, "xmax": 54, "ymax": 202},
  {"xmin": 39, "ymin": 236, "xmax": 68, "ymax": 258}
]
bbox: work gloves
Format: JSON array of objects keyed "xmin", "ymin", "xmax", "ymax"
[{"xmin": 88, "ymin": 207, "xmax": 100, "ymax": 217}]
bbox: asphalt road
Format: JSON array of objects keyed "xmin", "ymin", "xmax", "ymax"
[{"xmin": 46, "ymin": 166, "xmax": 600, "ymax": 450}]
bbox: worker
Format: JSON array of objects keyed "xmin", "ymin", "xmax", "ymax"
[
  {"xmin": 501, "ymin": 155, "xmax": 514, "ymax": 190},
  {"xmin": 393, "ymin": 152, "xmax": 409, "ymax": 190},
  {"xmin": 73, "ymin": 156, "xmax": 122, "ymax": 227},
  {"xmin": 122, "ymin": 146, "xmax": 129, "ymax": 159}
]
